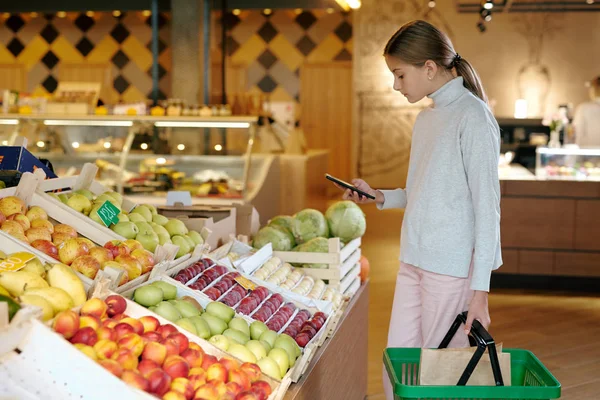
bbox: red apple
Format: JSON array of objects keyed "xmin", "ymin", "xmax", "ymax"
[
  {"xmin": 161, "ymin": 337, "xmax": 181, "ymax": 357},
  {"xmin": 111, "ymin": 348, "xmax": 138, "ymax": 370},
  {"xmin": 122, "ymin": 239, "xmax": 144, "ymax": 252},
  {"xmin": 93, "ymin": 339, "xmax": 118, "ymax": 360},
  {"xmin": 131, "ymin": 248, "xmax": 155, "ymax": 274},
  {"xmin": 30, "ymin": 218, "xmax": 54, "ymax": 233},
  {"xmin": 225, "ymin": 382, "xmax": 242, "ymax": 397},
  {"xmin": 201, "ymin": 354, "xmax": 217, "ymax": 371},
  {"xmin": 81, "ymin": 298, "xmax": 108, "ymax": 319},
  {"xmin": 114, "ymin": 322, "xmax": 135, "ymax": 340},
  {"xmin": 163, "ymin": 355, "xmax": 190, "ymax": 379},
  {"xmin": 26, "ymin": 206, "xmax": 48, "ymax": 221},
  {"xmin": 163, "ymin": 391, "xmax": 187, "ymax": 400},
  {"xmin": 120, "ymin": 317, "xmax": 144, "ymax": 335},
  {"xmin": 79, "ymin": 315, "xmax": 101, "ymax": 331},
  {"xmin": 89, "ymin": 246, "xmax": 114, "ymax": 265},
  {"xmin": 219, "ymin": 357, "xmax": 239, "ymax": 374},
  {"xmin": 228, "ymin": 369, "xmax": 251, "ymax": 391},
  {"xmin": 58, "ymin": 238, "xmax": 90, "ymax": 265},
  {"xmin": 121, "ymin": 370, "xmax": 149, "ymax": 392},
  {"xmin": 239, "ymin": 363, "xmax": 261, "ymax": 384},
  {"xmin": 96, "ymin": 326, "xmax": 117, "ymax": 341},
  {"xmin": 98, "ymin": 359, "xmax": 123, "ymax": 378},
  {"xmin": 30, "ymin": 239, "xmax": 59, "ymax": 260},
  {"xmin": 142, "ymin": 341, "xmax": 168, "ymax": 365},
  {"xmin": 146, "ymin": 368, "xmax": 172, "ymax": 396},
  {"xmin": 251, "ymin": 381, "xmax": 272, "ymax": 397},
  {"xmin": 139, "ymin": 315, "xmax": 160, "ymax": 333},
  {"xmin": 104, "ymin": 295, "xmax": 127, "ymax": 317},
  {"xmin": 170, "ymin": 377, "xmax": 195, "ymax": 399},
  {"xmin": 104, "ymin": 240, "xmax": 130, "ymax": 258},
  {"xmin": 206, "ymin": 363, "xmax": 228, "ymax": 383},
  {"xmin": 235, "ymin": 390, "xmax": 260, "ymax": 400},
  {"xmin": 181, "ymin": 348, "xmax": 204, "ymax": 369},
  {"xmin": 167, "ymin": 332, "xmax": 189, "ymax": 354},
  {"xmin": 157, "ymin": 324, "xmax": 179, "ymax": 339},
  {"xmin": 25, "ymin": 227, "xmax": 52, "ymax": 243},
  {"xmin": 142, "ymin": 331, "xmax": 162, "ymax": 344},
  {"xmin": 115, "ymin": 254, "xmax": 143, "ymax": 281},
  {"xmin": 8, "ymin": 213, "xmax": 30, "ymax": 230},
  {"xmin": 72, "ymin": 255, "xmax": 101, "ymax": 279},
  {"xmin": 53, "ymin": 224, "xmax": 78, "ymax": 238},
  {"xmin": 138, "ymin": 359, "xmax": 160, "ymax": 378},
  {"xmin": 193, "ymin": 383, "xmax": 218, "ymax": 400},
  {"xmin": 117, "ymin": 332, "xmax": 145, "ymax": 357},
  {"xmin": 70, "ymin": 327, "xmax": 98, "ymax": 346},
  {"xmin": 52, "ymin": 232, "xmax": 74, "ymax": 246},
  {"xmin": 52, "ymin": 310, "xmax": 80, "ymax": 339}
]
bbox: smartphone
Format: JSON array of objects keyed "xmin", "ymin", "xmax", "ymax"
[{"xmin": 325, "ymin": 173, "xmax": 376, "ymax": 200}]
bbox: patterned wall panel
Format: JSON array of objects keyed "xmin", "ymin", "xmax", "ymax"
[
  {"xmin": 0, "ymin": 11, "xmax": 171, "ymax": 104},
  {"xmin": 220, "ymin": 9, "xmax": 353, "ymax": 108}
]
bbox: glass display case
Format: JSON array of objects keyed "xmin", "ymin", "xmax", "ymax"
[
  {"xmin": 0, "ymin": 114, "xmax": 280, "ymax": 214},
  {"xmin": 536, "ymin": 147, "xmax": 600, "ymax": 181}
]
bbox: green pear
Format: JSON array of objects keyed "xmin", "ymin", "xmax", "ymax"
[
  {"xmin": 173, "ymin": 300, "xmax": 201, "ymax": 318},
  {"xmin": 154, "ymin": 301, "xmax": 182, "ymax": 322},
  {"xmin": 172, "ymin": 235, "xmax": 192, "ymax": 258},
  {"xmin": 131, "ymin": 205, "xmax": 153, "ymax": 222},
  {"xmin": 201, "ymin": 314, "xmax": 228, "ymax": 336},
  {"xmin": 146, "ymin": 204, "xmax": 158, "ymax": 216},
  {"xmin": 88, "ymin": 205, "xmax": 104, "ymax": 225},
  {"xmin": 128, "ymin": 213, "xmax": 147, "ymax": 223},
  {"xmin": 152, "ymin": 214, "xmax": 169, "ymax": 226},
  {"xmin": 175, "ymin": 318, "xmax": 197, "ymax": 335},
  {"xmin": 58, "ymin": 193, "xmax": 69, "ymax": 204},
  {"xmin": 48, "ymin": 193, "xmax": 60, "ymax": 201},
  {"xmin": 229, "ymin": 317, "xmax": 250, "ymax": 337},
  {"xmin": 182, "ymin": 235, "xmax": 196, "ymax": 250},
  {"xmin": 93, "ymin": 194, "xmax": 121, "ymax": 209},
  {"xmin": 66, "ymin": 193, "xmax": 92, "ymax": 215},
  {"xmin": 206, "ymin": 301, "xmax": 235, "ymax": 322},
  {"xmin": 112, "ymin": 221, "xmax": 140, "ymax": 239},
  {"xmin": 151, "ymin": 281, "xmax": 177, "ymax": 300},
  {"xmin": 189, "ymin": 316, "xmax": 211, "ymax": 339},
  {"xmin": 250, "ymin": 321, "xmax": 269, "ymax": 340},
  {"xmin": 74, "ymin": 188, "xmax": 95, "ymax": 201},
  {"xmin": 117, "ymin": 213, "xmax": 129, "ymax": 223},
  {"xmin": 134, "ymin": 221, "xmax": 154, "ymax": 234},
  {"xmin": 188, "ymin": 230, "xmax": 204, "ymax": 246},
  {"xmin": 223, "ymin": 328, "xmax": 250, "ymax": 345},
  {"xmin": 104, "ymin": 191, "xmax": 123, "ymax": 205},
  {"xmin": 158, "ymin": 234, "xmax": 172, "ymax": 245}
]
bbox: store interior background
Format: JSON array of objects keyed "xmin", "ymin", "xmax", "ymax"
[{"xmin": 1, "ymin": 0, "xmax": 600, "ymax": 398}]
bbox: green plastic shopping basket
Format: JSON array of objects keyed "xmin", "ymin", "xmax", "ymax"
[{"xmin": 384, "ymin": 312, "xmax": 561, "ymax": 400}]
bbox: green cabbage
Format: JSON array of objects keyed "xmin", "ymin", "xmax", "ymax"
[
  {"xmin": 252, "ymin": 226, "xmax": 294, "ymax": 251},
  {"xmin": 292, "ymin": 209, "xmax": 329, "ymax": 245},
  {"xmin": 268, "ymin": 215, "xmax": 294, "ymax": 235},
  {"xmin": 325, "ymin": 201, "xmax": 366, "ymax": 243},
  {"xmin": 293, "ymin": 237, "xmax": 329, "ymax": 269}
]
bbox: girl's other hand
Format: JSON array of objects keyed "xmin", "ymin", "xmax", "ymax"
[
  {"xmin": 336, "ymin": 179, "xmax": 380, "ymax": 205},
  {"xmin": 464, "ymin": 291, "xmax": 491, "ymax": 336}
]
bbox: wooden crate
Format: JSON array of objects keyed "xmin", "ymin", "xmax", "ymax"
[{"xmin": 272, "ymin": 237, "xmax": 362, "ymax": 296}]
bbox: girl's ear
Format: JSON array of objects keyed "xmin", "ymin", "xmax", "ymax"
[{"xmin": 424, "ymin": 60, "xmax": 438, "ymax": 80}]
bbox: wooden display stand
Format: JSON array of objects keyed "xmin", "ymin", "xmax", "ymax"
[{"xmin": 284, "ymin": 281, "xmax": 369, "ymax": 400}]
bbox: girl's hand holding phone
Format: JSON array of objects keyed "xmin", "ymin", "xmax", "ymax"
[{"xmin": 336, "ymin": 179, "xmax": 382, "ymax": 205}]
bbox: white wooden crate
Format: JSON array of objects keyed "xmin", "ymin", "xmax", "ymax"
[{"xmin": 271, "ymin": 237, "xmax": 362, "ymax": 291}]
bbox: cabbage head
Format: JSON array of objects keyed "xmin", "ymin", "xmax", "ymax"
[
  {"xmin": 268, "ymin": 215, "xmax": 294, "ymax": 235},
  {"xmin": 325, "ymin": 201, "xmax": 366, "ymax": 243},
  {"xmin": 292, "ymin": 209, "xmax": 329, "ymax": 245},
  {"xmin": 252, "ymin": 226, "xmax": 294, "ymax": 251},
  {"xmin": 293, "ymin": 237, "xmax": 329, "ymax": 269}
]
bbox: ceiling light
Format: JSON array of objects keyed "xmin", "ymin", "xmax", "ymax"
[
  {"xmin": 154, "ymin": 121, "xmax": 250, "ymax": 128},
  {"xmin": 326, "ymin": 8, "xmax": 335, "ymax": 13},
  {"xmin": 156, "ymin": 157, "xmax": 166, "ymax": 165},
  {"xmin": 428, "ymin": 0, "xmax": 436, "ymax": 8},
  {"xmin": 86, "ymin": 11, "xmax": 95, "ymax": 17},
  {"xmin": 263, "ymin": 9, "xmax": 272, "ymax": 15},
  {"xmin": 37, "ymin": 141, "xmax": 45, "ymax": 148},
  {"xmin": 57, "ymin": 11, "xmax": 67, "ymax": 18},
  {"xmin": 233, "ymin": 9, "xmax": 241, "ymax": 15},
  {"xmin": 0, "ymin": 119, "xmax": 18, "ymax": 125},
  {"xmin": 72, "ymin": 142, "xmax": 80, "ymax": 149},
  {"xmin": 113, "ymin": 10, "xmax": 121, "ymax": 17},
  {"xmin": 347, "ymin": 0, "xmax": 362, "ymax": 9},
  {"xmin": 30, "ymin": 12, "xmax": 38, "ymax": 18},
  {"xmin": 586, "ymin": 0, "xmax": 594, "ymax": 4},
  {"xmin": 103, "ymin": 142, "xmax": 111, "ymax": 149},
  {"xmin": 485, "ymin": 14, "xmax": 492, "ymax": 21},
  {"xmin": 294, "ymin": 9, "xmax": 303, "ymax": 14},
  {"xmin": 214, "ymin": 144, "xmax": 223, "ymax": 151},
  {"xmin": 142, "ymin": 10, "xmax": 151, "ymax": 17},
  {"xmin": 2, "ymin": 141, "xmax": 8, "ymax": 145},
  {"xmin": 44, "ymin": 119, "xmax": 133, "ymax": 127},
  {"xmin": 141, "ymin": 143, "xmax": 148, "ymax": 150},
  {"xmin": 484, "ymin": 0, "xmax": 494, "ymax": 10},
  {"xmin": 177, "ymin": 144, "xmax": 185, "ymax": 151}
]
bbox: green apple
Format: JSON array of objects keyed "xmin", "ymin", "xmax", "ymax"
[
  {"xmin": 182, "ymin": 235, "xmax": 196, "ymax": 250},
  {"xmin": 260, "ymin": 330, "xmax": 278, "ymax": 349},
  {"xmin": 151, "ymin": 281, "xmax": 177, "ymax": 300},
  {"xmin": 117, "ymin": 213, "xmax": 129, "ymax": 223},
  {"xmin": 229, "ymin": 317, "xmax": 250, "ymax": 337},
  {"xmin": 104, "ymin": 191, "xmax": 123, "ymax": 205},
  {"xmin": 189, "ymin": 316, "xmax": 211, "ymax": 339},
  {"xmin": 172, "ymin": 235, "xmax": 192, "ymax": 258},
  {"xmin": 134, "ymin": 285, "xmax": 164, "ymax": 307},
  {"xmin": 206, "ymin": 302, "xmax": 235, "ymax": 323},
  {"xmin": 175, "ymin": 318, "xmax": 197, "ymax": 335},
  {"xmin": 260, "ymin": 340, "xmax": 272, "ymax": 353},
  {"xmin": 257, "ymin": 357, "xmax": 282, "ymax": 380},
  {"xmin": 278, "ymin": 333, "xmax": 302, "ymax": 358},
  {"xmin": 67, "ymin": 193, "xmax": 92, "ymax": 215},
  {"xmin": 152, "ymin": 214, "xmax": 169, "ymax": 226},
  {"xmin": 158, "ymin": 234, "xmax": 172, "ymax": 246},
  {"xmin": 245, "ymin": 340, "xmax": 267, "ymax": 361},
  {"xmin": 164, "ymin": 219, "xmax": 189, "ymax": 237},
  {"xmin": 136, "ymin": 231, "xmax": 159, "ymax": 252},
  {"xmin": 228, "ymin": 343, "xmax": 257, "ymax": 364},
  {"xmin": 152, "ymin": 224, "xmax": 170, "ymax": 238},
  {"xmin": 131, "ymin": 205, "xmax": 153, "ymax": 222},
  {"xmin": 112, "ymin": 221, "xmax": 140, "ymax": 239},
  {"xmin": 173, "ymin": 300, "xmax": 201, "ymax": 318},
  {"xmin": 223, "ymin": 328, "xmax": 250, "ymax": 345},
  {"xmin": 48, "ymin": 193, "xmax": 60, "ymax": 201},
  {"xmin": 145, "ymin": 204, "xmax": 158, "ymax": 216},
  {"xmin": 250, "ymin": 321, "xmax": 268, "ymax": 340},
  {"xmin": 74, "ymin": 188, "xmax": 94, "ymax": 201},
  {"xmin": 134, "ymin": 221, "xmax": 154, "ymax": 235},
  {"xmin": 188, "ymin": 230, "xmax": 204, "ymax": 246},
  {"xmin": 209, "ymin": 334, "xmax": 230, "ymax": 351},
  {"xmin": 128, "ymin": 213, "xmax": 147, "ymax": 223},
  {"xmin": 268, "ymin": 348, "xmax": 290, "ymax": 377},
  {"xmin": 201, "ymin": 314, "xmax": 228, "ymax": 336},
  {"xmin": 153, "ymin": 301, "xmax": 182, "ymax": 322}
]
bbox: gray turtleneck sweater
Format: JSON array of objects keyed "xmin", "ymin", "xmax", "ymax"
[{"xmin": 378, "ymin": 77, "xmax": 502, "ymax": 292}]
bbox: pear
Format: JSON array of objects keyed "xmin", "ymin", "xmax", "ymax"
[
  {"xmin": 152, "ymin": 214, "xmax": 169, "ymax": 226},
  {"xmin": 131, "ymin": 205, "xmax": 153, "ymax": 222}
]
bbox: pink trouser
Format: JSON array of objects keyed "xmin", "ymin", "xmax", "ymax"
[{"xmin": 383, "ymin": 261, "xmax": 474, "ymax": 400}]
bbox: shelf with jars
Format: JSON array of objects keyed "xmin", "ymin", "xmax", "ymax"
[{"xmin": 0, "ymin": 113, "xmax": 282, "ymax": 223}]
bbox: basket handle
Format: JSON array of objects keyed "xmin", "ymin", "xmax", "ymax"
[{"xmin": 438, "ymin": 311, "xmax": 504, "ymax": 387}]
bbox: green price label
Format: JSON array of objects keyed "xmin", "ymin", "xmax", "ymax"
[{"xmin": 97, "ymin": 200, "xmax": 120, "ymax": 227}]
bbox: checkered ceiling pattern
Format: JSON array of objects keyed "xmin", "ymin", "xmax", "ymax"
[
  {"xmin": 221, "ymin": 9, "xmax": 353, "ymax": 104},
  {"xmin": 0, "ymin": 12, "xmax": 171, "ymax": 104}
]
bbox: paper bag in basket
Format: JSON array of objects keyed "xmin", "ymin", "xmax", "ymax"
[{"xmin": 419, "ymin": 344, "xmax": 511, "ymax": 386}]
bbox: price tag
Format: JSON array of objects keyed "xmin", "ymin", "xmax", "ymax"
[
  {"xmin": 0, "ymin": 252, "xmax": 36, "ymax": 272},
  {"xmin": 97, "ymin": 200, "xmax": 121, "ymax": 227},
  {"xmin": 234, "ymin": 276, "xmax": 256, "ymax": 291}
]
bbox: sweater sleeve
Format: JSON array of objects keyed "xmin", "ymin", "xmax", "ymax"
[
  {"xmin": 460, "ymin": 108, "xmax": 502, "ymax": 292},
  {"xmin": 376, "ymin": 189, "xmax": 408, "ymax": 210}
]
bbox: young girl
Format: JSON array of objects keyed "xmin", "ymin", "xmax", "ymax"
[{"xmin": 340, "ymin": 20, "xmax": 502, "ymax": 398}]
